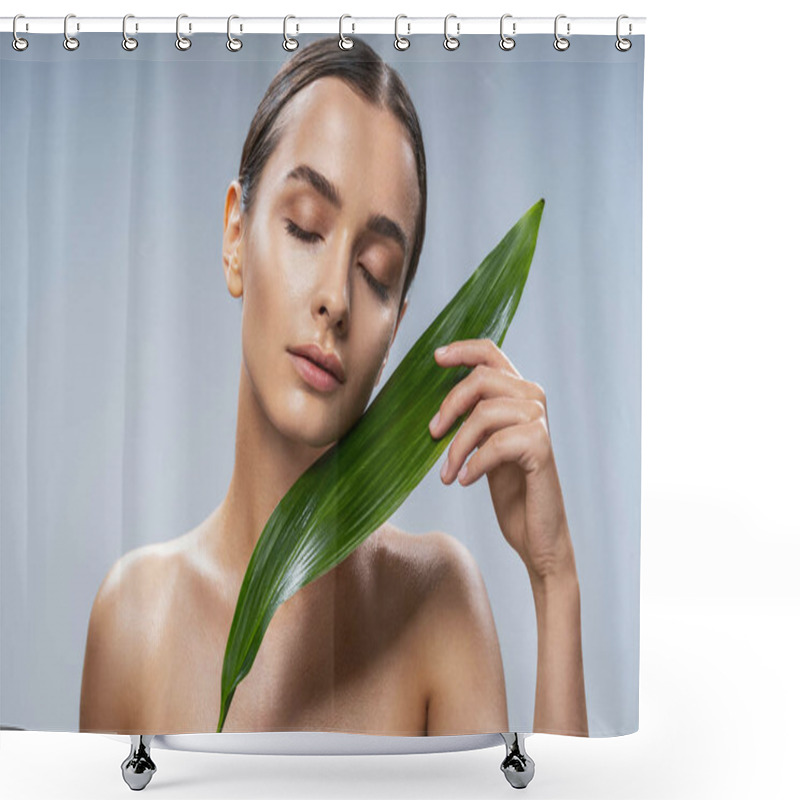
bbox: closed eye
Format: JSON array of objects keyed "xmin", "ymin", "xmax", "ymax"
[
  {"xmin": 359, "ymin": 265, "xmax": 390, "ymax": 302},
  {"xmin": 284, "ymin": 218, "xmax": 321, "ymax": 244},
  {"xmin": 284, "ymin": 218, "xmax": 391, "ymax": 303}
]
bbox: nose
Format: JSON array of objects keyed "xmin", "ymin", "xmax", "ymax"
[{"xmin": 313, "ymin": 234, "xmax": 351, "ymax": 332}]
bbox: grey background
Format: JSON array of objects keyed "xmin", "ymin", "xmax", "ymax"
[{"xmin": 0, "ymin": 32, "xmax": 643, "ymax": 735}]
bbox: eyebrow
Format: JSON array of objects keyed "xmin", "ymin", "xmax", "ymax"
[{"xmin": 284, "ymin": 163, "xmax": 409, "ymax": 258}]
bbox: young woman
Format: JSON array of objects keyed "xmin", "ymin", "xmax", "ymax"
[{"xmin": 80, "ymin": 36, "xmax": 588, "ymax": 738}]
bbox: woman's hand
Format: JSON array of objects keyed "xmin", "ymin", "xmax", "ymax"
[
  {"xmin": 429, "ymin": 338, "xmax": 575, "ymax": 582},
  {"xmin": 430, "ymin": 337, "xmax": 588, "ymax": 735}
]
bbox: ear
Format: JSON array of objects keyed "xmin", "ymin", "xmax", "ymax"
[
  {"xmin": 222, "ymin": 180, "xmax": 245, "ymax": 299},
  {"xmin": 374, "ymin": 297, "xmax": 409, "ymax": 388}
]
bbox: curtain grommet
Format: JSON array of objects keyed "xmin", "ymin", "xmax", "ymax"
[
  {"xmin": 63, "ymin": 13, "xmax": 80, "ymax": 51},
  {"xmin": 443, "ymin": 13, "xmax": 460, "ymax": 51},
  {"xmin": 226, "ymin": 15, "xmax": 243, "ymax": 52},
  {"xmin": 615, "ymin": 15, "xmax": 632, "ymax": 51},
  {"xmin": 339, "ymin": 15, "xmax": 354, "ymax": 50},
  {"xmin": 499, "ymin": 14, "xmax": 516, "ymax": 51},
  {"xmin": 283, "ymin": 15, "xmax": 299, "ymax": 51},
  {"xmin": 121, "ymin": 14, "xmax": 138, "ymax": 51},
  {"xmin": 175, "ymin": 14, "xmax": 191, "ymax": 51},
  {"xmin": 394, "ymin": 15, "xmax": 410, "ymax": 51},
  {"xmin": 553, "ymin": 14, "xmax": 570, "ymax": 51},
  {"xmin": 12, "ymin": 14, "xmax": 29, "ymax": 51}
]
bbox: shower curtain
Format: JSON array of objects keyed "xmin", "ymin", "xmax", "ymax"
[{"xmin": 0, "ymin": 25, "xmax": 644, "ymax": 740}]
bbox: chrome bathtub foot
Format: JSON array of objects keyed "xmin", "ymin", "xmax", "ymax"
[
  {"xmin": 499, "ymin": 732, "xmax": 535, "ymax": 789},
  {"xmin": 121, "ymin": 735, "xmax": 156, "ymax": 791}
]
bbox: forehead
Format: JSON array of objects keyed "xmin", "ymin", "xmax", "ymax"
[{"xmin": 258, "ymin": 77, "xmax": 419, "ymax": 234}]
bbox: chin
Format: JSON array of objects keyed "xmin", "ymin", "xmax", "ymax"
[
  {"xmin": 294, "ymin": 421, "xmax": 338, "ymax": 449},
  {"xmin": 274, "ymin": 375, "xmax": 368, "ymax": 448},
  {"xmin": 280, "ymin": 399, "xmax": 342, "ymax": 449}
]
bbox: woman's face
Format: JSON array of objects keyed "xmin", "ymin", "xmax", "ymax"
[{"xmin": 223, "ymin": 76, "xmax": 419, "ymax": 448}]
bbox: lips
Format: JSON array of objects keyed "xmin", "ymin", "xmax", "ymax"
[{"xmin": 288, "ymin": 343, "xmax": 345, "ymax": 384}]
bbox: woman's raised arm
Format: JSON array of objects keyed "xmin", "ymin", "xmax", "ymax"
[{"xmin": 528, "ymin": 534, "xmax": 588, "ymax": 735}]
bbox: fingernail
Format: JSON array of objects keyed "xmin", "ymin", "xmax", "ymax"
[
  {"xmin": 430, "ymin": 411, "xmax": 440, "ymax": 432},
  {"xmin": 435, "ymin": 345, "xmax": 448, "ymax": 357},
  {"xmin": 440, "ymin": 455, "xmax": 449, "ymax": 481},
  {"xmin": 458, "ymin": 465, "xmax": 468, "ymax": 483}
]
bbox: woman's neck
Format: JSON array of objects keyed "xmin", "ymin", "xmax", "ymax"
[{"xmin": 213, "ymin": 360, "xmax": 334, "ymax": 580}]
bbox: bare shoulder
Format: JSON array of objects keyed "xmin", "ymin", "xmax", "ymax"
[
  {"xmin": 86, "ymin": 536, "xmax": 188, "ymax": 637},
  {"xmin": 370, "ymin": 524, "xmax": 487, "ymax": 607},
  {"xmin": 373, "ymin": 523, "xmax": 470, "ymax": 571},
  {"xmin": 79, "ymin": 537, "xmax": 185, "ymax": 733},
  {"xmin": 96, "ymin": 540, "xmax": 176, "ymax": 608},
  {"xmin": 365, "ymin": 525, "xmax": 457, "ymax": 607},
  {"xmin": 369, "ymin": 523, "xmax": 442, "ymax": 586},
  {"xmin": 378, "ymin": 525, "xmax": 508, "ymax": 734}
]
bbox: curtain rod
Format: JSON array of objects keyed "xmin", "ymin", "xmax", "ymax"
[{"xmin": 1, "ymin": 16, "xmax": 646, "ymax": 37}]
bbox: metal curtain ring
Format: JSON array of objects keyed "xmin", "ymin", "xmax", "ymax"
[
  {"xmin": 12, "ymin": 14, "xmax": 29, "ymax": 51},
  {"xmin": 283, "ymin": 15, "xmax": 299, "ymax": 51},
  {"xmin": 499, "ymin": 13, "xmax": 516, "ymax": 50},
  {"xmin": 122, "ymin": 14, "xmax": 138, "ymax": 51},
  {"xmin": 176, "ymin": 14, "xmax": 191, "ymax": 50},
  {"xmin": 227, "ymin": 15, "xmax": 243, "ymax": 51},
  {"xmin": 339, "ymin": 15, "xmax": 354, "ymax": 50},
  {"xmin": 394, "ymin": 14, "xmax": 410, "ymax": 50},
  {"xmin": 443, "ymin": 13, "xmax": 460, "ymax": 51},
  {"xmin": 63, "ymin": 13, "xmax": 79, "ymax": 51},
  {"xmin": 553, "ymin": 14, "xmax": 570, "ymax": 51},
  {"xmin": 615, "ymin": 14, "xmax": 632, "ymax": 51}
]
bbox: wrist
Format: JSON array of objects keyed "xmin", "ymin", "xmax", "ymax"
[
  {"xmin": 526, "ymin": 529, "xmax": 578, "ymax": 595},
  {"xmin": 529, "ymin": 560, "xmax": 579, "ymax": 603},
  {"xmin": 528, "ymin": 554, "xmax": 581, "ymax": 634}
]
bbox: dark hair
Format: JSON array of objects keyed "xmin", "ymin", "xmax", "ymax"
[{"xmin": 237, "ymin": 36, "xmax": 427, "ymax": 309}]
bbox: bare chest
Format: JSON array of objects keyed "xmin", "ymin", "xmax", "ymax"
[{"xmin": 145, "ymin": 584, "xmax": 429, "ymax": 736}]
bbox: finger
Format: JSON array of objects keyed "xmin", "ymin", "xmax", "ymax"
[
  {"xmin": 440, "ymin": 397, "xmax": 542, "ymax": 484},
  {"xmin": 430, "ymin": 364, "xmax": 542, "ymax": 439},
  {"xmin": 457, "ymin": 419, "xmax": 553, "ymax": 485},
  {"xmin": 434, "ymin": 337, "xmax": 521, "ymax": 378}
]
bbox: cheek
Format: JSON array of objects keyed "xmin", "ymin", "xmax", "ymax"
[
  {"xmin": 351, "ymin": 316, "xmax": 396, "ymax": 390},
  {"xmin": 242, "ymin": 226, "xmax": 304, "ymax": 325},
  {"xmin": 260, "ymin": 223, "xmax": 317, "ymax": 304},
  {"xmin": 240, "ymin": 239, "xmax": 287, "ymax": 367}
]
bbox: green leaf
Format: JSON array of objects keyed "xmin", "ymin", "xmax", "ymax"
[{"xmin": 217, "ymin": 199, "xmax": 545, "ymax": 732}]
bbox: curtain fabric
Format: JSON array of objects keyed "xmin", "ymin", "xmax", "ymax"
[{"xmin": 1, "ymin": 31, "xmax": 644, "ymax": 738}]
